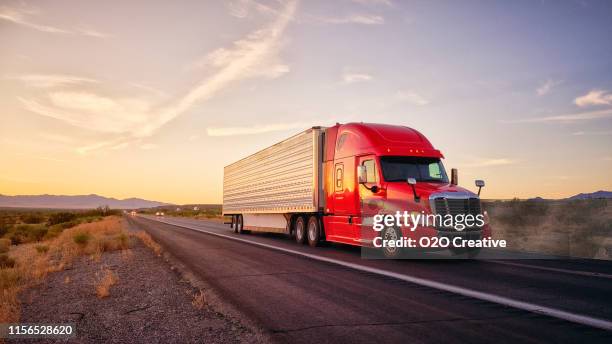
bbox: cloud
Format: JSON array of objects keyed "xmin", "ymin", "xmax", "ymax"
[
  {"xmin": 0, "ymin": 5, "xmax": 108, "ymax": 38},
  {"xmin": 351, "ymin": 0, "xmax": 392, "ymax": 6},
  {"xmin": 395, "ymin": 90, "xmax": 429, "ymax": 106},
  {"xmin": 227, "ymin": 0, "xmax": 285, "ymax": 19},
  {"xmin": 19, "ymin": 92, "xmax": 149, "ymax": 134},
  {"xmin": 320, "ymin": 14, "xmax": 384, "ymax": 25},
  {"xmin": 536, "ymin": 79, "xmax": 561, "ymax": 96},
  {"xmin": 571, "ymin": 130, "xmax": 612, "ymax": 136},
  {"xmin": 574, "ymin": 89, "xmax": 612, "ymax": 107},
  {"xmin": 206, "ymin": 121, "xmax": 314, "ymax": 136},
  {"xmin": 463, "ymin": 158, "xmax": 516, "ymax": 167},
  {"xmin": 9, "ymin": 74, "xmax": 98, "ymax": 88},
  {"xmin": 502, "ymin": 109, "xmax": 612, "ymax": 123},
  {"xmin": 20, "ymin": 0, "xmax": 298, "ymax": 153},
  {"xmin": 138, "ymin": 0, "xmax": 298, "ymax": 138},
  {"xmin": 342, "ymin": 72, "xmax": 372, "ymax": 84}
]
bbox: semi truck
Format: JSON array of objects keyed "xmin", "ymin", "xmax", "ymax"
[{"xmin": 222, "ymin": 122, "xmax": 491, "ymax": 258}]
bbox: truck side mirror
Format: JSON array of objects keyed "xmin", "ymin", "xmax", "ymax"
[
  {"xmin": 451, "ymin": 168, "xmax": 458, "ymax": 186},
  {"xmin": 406, "ymin": 178, "xmax": 420, "ymax": 202},
  {"xmin": 475, "ymin": 179, "xmax": 485, "ymax": 196},
  {"xmin": 357, "ymin": 165, "xmax": 367, "ymax": 184}
]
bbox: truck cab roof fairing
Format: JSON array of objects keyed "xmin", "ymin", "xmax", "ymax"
[{"xmin": 334, "ymin": 123, "xmax": 444, "ymax": 159}]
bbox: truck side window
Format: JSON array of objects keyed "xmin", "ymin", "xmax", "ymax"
[
  {"xmin": 335, "ymin": 164, "xmax": 343, "ymax": 191},
  {"xmin": 362, "ymin": 160, "xmax": 377, "ymax": 183}
]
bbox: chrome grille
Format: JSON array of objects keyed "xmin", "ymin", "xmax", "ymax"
[{"xmin": 432, "ymin": 197, "xmax": 482, "ymax": 217}]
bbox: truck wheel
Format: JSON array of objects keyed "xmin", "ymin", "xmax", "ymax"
[
  {"xmin": 307, "ymin": 216, "xmax": 321, "ymax": 247},
  {"xmin": 381, "ymin": 227, "xmax": 402, "ymax": 259},
  {"xmin": 231, "ymin": 215, "xmax": 237, "ymax": 233},
  {"xmin": 236, "ymin": 215, "xmax": 244, "ymax": 234},
  {"xmin": 294, "ymin": 216, "xmax": 307, "ymax": 245}
]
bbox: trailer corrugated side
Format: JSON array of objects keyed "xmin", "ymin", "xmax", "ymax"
[{"xmin": 222, "ymin": 127, "xmax": 324, "ymax": 216}]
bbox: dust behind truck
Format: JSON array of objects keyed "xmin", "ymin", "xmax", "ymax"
[{"xmin": 223, "ymin": 123, "xmax": 491, "ymax": 258}]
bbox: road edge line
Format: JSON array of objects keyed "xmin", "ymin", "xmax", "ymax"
[{"xmin": 141, "ymin": 216, "xmax": 612, "ymax": 332}]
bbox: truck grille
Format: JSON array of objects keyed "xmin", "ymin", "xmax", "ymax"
[
  {"xmin": 432, "ymin": 197, "xmax": 482, "ymax": 217},
  {"xmin": 431, "ymin": 196, "xmax": 482, "ymax": 232}
]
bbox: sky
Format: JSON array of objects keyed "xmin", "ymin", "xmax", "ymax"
[{"xmin": 1, "ymin": 0, "xmax": 611, "ymax": 204}]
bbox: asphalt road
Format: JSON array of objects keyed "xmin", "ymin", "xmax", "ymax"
[{"xmin": 127, "ymin": 215, "xmax": 612, "ymax": 343}]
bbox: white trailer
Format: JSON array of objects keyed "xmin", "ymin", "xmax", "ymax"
[{"xmin": 222, "ymin": 127, "xmax": 325, "ymax": 233}]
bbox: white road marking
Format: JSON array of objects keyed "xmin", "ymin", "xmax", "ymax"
[
  {"xmin": 141, "ymin": 216, "xmax": 612, "ymax": 332},
  {"xmin": 490, "ymin": 260, "xmax": 612, "ymax": 279}
]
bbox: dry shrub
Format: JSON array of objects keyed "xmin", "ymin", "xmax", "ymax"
[
  {"xmin": 131, "ymin": 231, "xmax": 161, "ymax": 256},
  {"xmin": 0, "ymin": 254, "xmax": 15, "ymax": 268},
  {"xmin": 64, "ymin": 276, "xmax": 71, "ymax": 284},
  {"xmin": 95, "ymin": 268, "xmax": 118, "ymax": 298},
  {"xmin": 0, "ymin": 238, "xmax": 11, "ymax": 254},
  {"xmin": 35, "ymin": 245, "xmax": 49, "ymax": 254},
  {"xmin": 0, "ymin": 216, "xmax": 130, "ymax": 323},
  {"xmin": 192, "ymin": 290, "xmax": 206, "ymax": 310}
]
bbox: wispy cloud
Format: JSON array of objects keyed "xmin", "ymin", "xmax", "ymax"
[
  {"xmin": 571, "ymin": 130, "xmax": 612, "ymax": 136},
  {"xmin": 342, "ymin": 72, "xmax": 372, "ymax": 84},
  {"xmin": 19, "ymin": 0, "xmax": 298, "ymax": 154},
  {"xmin": 227, "ymin": 0, "xmax": 285, "ymax": 18},
  {"xmin": 142, "ymin": 0, "xmax": 298, "ymax": 139},
  {"xmin": 207, "ymin": 121, "xmax": 314, "ymax": 136},
  {"xmin": 463, "ymin": 158, "xmax": 516, "ymax": 167},
  {"xmin": 574, "ymin": 89, "xmax": 612, "ymax": 107},
  {"xmin": 536, "ymin": 79, "xmax": 561, "ymax": 96},
  {"xmin": 351, "ymin": 0, "xmax": 392, "ymax": 6},
  {"xmin": 502, "ymin": 109, "xmax": 612, "ymax": 123},
  {"xmin": 9, "ymin": 74, "xmax": 98, "ymax": 88},
  {"xmin": 319, "ymin": 14, "xmax": 384, "ymax": 25},
  {"xmin": 395, "ymin": 90, "xmax": 429, "ymax": 106},
  {"xmin": 0, "ymin": 5, "xmax": 108, "ymax": 38}
]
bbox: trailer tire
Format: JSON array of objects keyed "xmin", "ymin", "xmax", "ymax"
[
  {"xmin": 294, "ymin": 216, "xmax": 307, "ymax": 245},
  {"xmin": 236, "ymin": 214, "xmax": 244, "ymax": 234},
  {"xmin": 231, "ymin": 215, "xmax": 237, "ymax": 233},
  {"xmin": 307, "ymin": 216, "xmax": 321, "ymax": 247}
]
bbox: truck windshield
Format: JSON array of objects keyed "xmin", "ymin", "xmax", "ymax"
[{"xmin": 380, "ymin": 156, "xmax": 449, "ymax": 183}]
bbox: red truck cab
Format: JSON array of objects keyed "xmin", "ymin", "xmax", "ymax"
[{"xmin": 321, "ymin": 123, "xmax": 491, "ymax": 257}]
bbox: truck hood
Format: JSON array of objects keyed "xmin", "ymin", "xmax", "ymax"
[{"xmin": 382, "ymin": 182, "xmax": 479, "ymax": 212}]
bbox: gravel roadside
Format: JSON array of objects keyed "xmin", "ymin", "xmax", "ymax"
[{"xmin": 16, "ymin": 219, "xmax": 262, "ymax": 343}]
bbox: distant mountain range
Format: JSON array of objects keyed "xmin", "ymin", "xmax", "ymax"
[
  {"xmin": 527, "ymin": 190, "xmax": 612, "ymax": 201},
  {"xmin": 0, "ymin": 194, "xmax": 170, "ymax": 209},
  {"xmin": 566, "ymin": 190, "xmax": 612, "ymax": 200}
]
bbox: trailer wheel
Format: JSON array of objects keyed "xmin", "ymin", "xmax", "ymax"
[
  {"xmin": 231, "ymin": 215, "xmax": 237, "ymax": 233},
  {"xmin": 236, "ymin": 214, "xmax": 244, "ymax": 234},
  {"xmin": 307, "ymin": 216, "xmax": 321, "ymax": 247},
  {"xmin": 294, "ymin": 216, "xmax": 307, "ymax": 245}
]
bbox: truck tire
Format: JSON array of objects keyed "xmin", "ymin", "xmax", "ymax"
[
  {"xmin": 381, "ymin": 227, "xmax": 402, "ymax": 259},
  {"xmin": 307, "ymin": 215, "xmax": 321, "ymax": 247},
  {"xmin": 294, "ymin": 216, "xmax": 307, "ymax": 245},
  {"xmin": 236, "ymin": 214, "xmax": 244, "ymax": 234},
  {"xmin": 231, "ymin": 215, "xmax": 237, "ymax": 233}
]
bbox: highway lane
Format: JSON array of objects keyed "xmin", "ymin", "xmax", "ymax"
[{"xmin": 127, "ymin": 215, "xmax": 612, "ymax": 343}]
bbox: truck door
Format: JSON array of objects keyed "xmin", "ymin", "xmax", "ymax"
[{"xmin": 358, "ymin": 155, "xmax": 385, "ymax": 241}]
